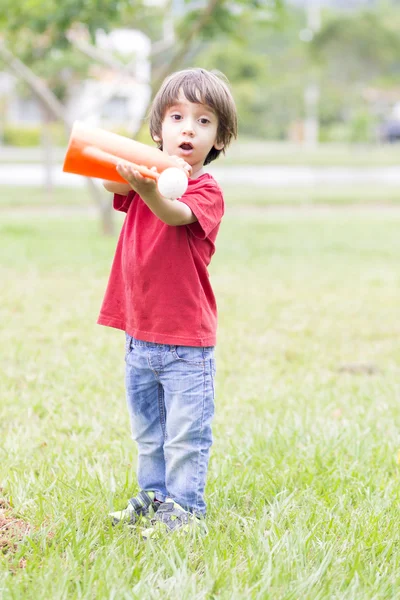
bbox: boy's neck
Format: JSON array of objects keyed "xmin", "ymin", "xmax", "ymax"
[{"xmin": 190, "ymin": 166, "xmax": 204, "ymax": 179}]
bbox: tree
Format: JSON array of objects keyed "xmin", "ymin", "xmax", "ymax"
[
  {"xmin": 192, "ymin": 6, "xmax": 306, "ymax": 139},
  {"xmin": 311, "ymin": 10, "xmax": 400, "ymax": 84},
  {"xmin": 0, "ymin": 0, "xmax": 285, "ymax": 233},
  {"xmin": 309, "ymin": 8, "xmax": 400, "ymax": 140},
  {"xmin": 0, "ymin": 0, "xmax": 148, "ymax": 233}
]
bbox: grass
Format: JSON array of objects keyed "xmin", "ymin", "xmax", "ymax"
[
  {"xmin": 0, "ymin": 186, "xmax": 90, "ymax": 208},
  {"xmin": 223, "ymin": 185, "xmax": 400, "ymax": 207},
  {"xmin": 1, "ymin": 207, "xmax": 400, "ymax": 598},
  {"xmin": 220, "ymin": 140, "xmax": 400, "ymax": 167},
  {"xmin": 2, "ymin": 183, "xmax": 400, "ymax": 211}
]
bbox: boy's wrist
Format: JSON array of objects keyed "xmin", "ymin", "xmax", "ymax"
[
  {"xmin": 139, "ymin": 188, "xmax": 167, "ymax": 216},
  {"xmin": 140, "ymin": 188, "xmax": 194, "ymax": 226},
  {"xmin": 139, "ymin": 188, "xmax": 165, "ymax": 207},
  {"xmin": 140, "ymin": 188, "xmax": 174, "ymax": 216}
]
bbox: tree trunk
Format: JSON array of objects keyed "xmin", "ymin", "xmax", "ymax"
[
  {"xmin": 0, "ymin": 41, "xmax": 114, "ymax": 235},
  {"xmin": 40, "ymin": 103, "xmax": 54, "ymax": 197},
  {"xmin": 86, "ymin": 177, "xmax": 115, "ymax": 235}
]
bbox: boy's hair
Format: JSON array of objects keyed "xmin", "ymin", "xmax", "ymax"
[{"xmin": 149, "ymin": 68, "xmax": 237, "ymax": 165}]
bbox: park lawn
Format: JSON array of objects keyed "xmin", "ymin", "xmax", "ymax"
[
  {"xmin": 1, "ymin": 209, "xmax": 400, "ymax": 598},
  {"xmin": 224, "ymin": 184, "xmax": 400, "ymax": 207},
  {"xmin": 221, "ymin": 140, "xmax": 400, "ymax": 167},
  {"xmin": 0, "ymin": 186, "xmax": 90, "ymax": 208},
  {"xmin": 2, "ymin": 184, "xmax": 400, "ymax": 210}
]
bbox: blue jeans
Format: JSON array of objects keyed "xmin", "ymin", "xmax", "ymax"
[{"xmin": 124, "ymin": 335, "xmax": 216, "ymax": 516}]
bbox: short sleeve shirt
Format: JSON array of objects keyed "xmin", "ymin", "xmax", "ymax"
[{"xmin": 97, "ymin": 173, "xmax": 224, "ymax": 346}]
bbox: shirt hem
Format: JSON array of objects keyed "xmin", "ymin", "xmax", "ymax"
[{"xmin": 97, "ymin": 315, "xmax": 216, "ymax": 347}]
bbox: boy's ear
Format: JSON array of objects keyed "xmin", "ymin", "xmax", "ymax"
[
  {"xmin": 153, "ymin": 134, "xmax": 161, "ymax": 142},
  {"xmin": 214, "ymin": 140, "xmax": 224, "ymax": 151}
]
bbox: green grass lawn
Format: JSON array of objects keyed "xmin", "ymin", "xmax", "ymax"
[
  {"xmin": 221, "ymin": 140, "xmax": 400, "ymax": 167},
  {"xmin": 1, "ymin": 209, "xmax": 400, "ymax": 598},
  {"xmin": 0, "ymin": 186, "xmax": 90, "ymax": 208},
  {"xmin": 2, "ymin": 183, "xmax": 400, "ymax": 210}
]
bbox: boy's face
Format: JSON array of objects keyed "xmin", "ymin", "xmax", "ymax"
[{"xmin": 156, "ymin": 89, "xmax": 224, "ymax": 176}]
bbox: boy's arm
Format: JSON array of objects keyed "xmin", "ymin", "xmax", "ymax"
[
  {"xmin": 102, "ymin": 181, "xmax": 132, "ymax": 195},
  {"xmin": 145, "ymin": 191, "xmax": 197, "ymax": 226},
  {"xmin": 116, "ymin": 163, "xmax": 197, "ymax": 227}
]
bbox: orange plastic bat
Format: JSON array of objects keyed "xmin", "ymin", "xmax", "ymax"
[{"xmin": 63, "ymin": 121, "xmax": 180, "ymax": 183}]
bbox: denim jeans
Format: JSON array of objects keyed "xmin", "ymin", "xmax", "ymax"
[{"xmin": 124, "ymin": 334, "xmax": 216, "ymax": 516}]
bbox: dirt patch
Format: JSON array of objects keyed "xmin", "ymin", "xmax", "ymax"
[
  {"xmin": 0, "ymin": 497, "xmax": 30, "ymax": 566},
  {"xmin": 338, "ymin": 362, "xmax": 380, "ymax": 375},
  {"xmin": 0, "ymin": 497, "xmax": 10, "ymax": 510},
  {"xmin": 0, "ymin": 515, "xmax": 31, "ymax": 554},
  {"xmin": 0, "ymin": 495, "xmax": 54, "ymax": 571}
]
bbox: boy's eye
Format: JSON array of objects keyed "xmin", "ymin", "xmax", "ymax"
[
  {"xmin": 199, "ymin": 118, "xmax": 210, "ymax": 125},
  {"xmin": 171, "ymin": 114, "xmax": 182, "ymax": 121}
]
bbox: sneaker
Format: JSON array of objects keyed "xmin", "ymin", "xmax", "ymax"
[
  {"xmin": 141, "ymin": 498, "xmax": 208, "ymax": 539},
  {"xmin": 109, "ymin": 490, "xmax": 161, "ymax": 526}
]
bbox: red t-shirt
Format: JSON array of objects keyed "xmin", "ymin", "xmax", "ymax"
[{"xmin": 97, "ymin": 173, "xmax": 224, "ymax": 346}]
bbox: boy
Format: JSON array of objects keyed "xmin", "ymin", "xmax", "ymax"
[{"xmin": 99, "ymin": 68, "xmax": 237, "ymax": 537}]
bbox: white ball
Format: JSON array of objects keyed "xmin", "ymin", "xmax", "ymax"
[{"xmin": 157, "ymin": 167, "xmax": 188, "ymax": 199}]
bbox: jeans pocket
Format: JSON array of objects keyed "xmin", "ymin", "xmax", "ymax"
[
  {"xmin": 125, "ymin": 333, "xmax": 133, "ymax": 359},
  {"xmin": 171, "ymin": 345, "xmax": 214, "ymax": 366}
]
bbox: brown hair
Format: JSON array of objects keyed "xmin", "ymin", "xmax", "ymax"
[{"xmin": 149, "ymin": 68, "xmax": 237, "ymax": 165}]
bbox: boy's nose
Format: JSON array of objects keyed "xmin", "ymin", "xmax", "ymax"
[{"xmin": 181, "ymin": 121, "xmax": 195, "ymax": 136}]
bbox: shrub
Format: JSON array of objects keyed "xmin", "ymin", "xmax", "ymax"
[{"xmin": 3, "ymin": 123, "xmax": 68, "ymax": 147}]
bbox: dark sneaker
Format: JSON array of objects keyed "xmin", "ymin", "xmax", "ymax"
[
  {"xmin": 142, "ymin": 498, "xmax": 208, "ymax": 539},
  {"xmin": 109, "ymin": 490, "xmax": 161, "ymax": 526}
]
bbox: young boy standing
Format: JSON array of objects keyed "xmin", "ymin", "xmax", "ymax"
[{"xmin": 99, "ymin": 68, "xmax": 237, "ymax": 536}]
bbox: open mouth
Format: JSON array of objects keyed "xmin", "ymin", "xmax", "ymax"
[{"xmin": 179, "ymin": 143, "xmax": 193, "ymax": 151}]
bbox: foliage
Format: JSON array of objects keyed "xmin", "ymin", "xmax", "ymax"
[
  {"xmin": 2, "ymin": 123, "xmax": 67, "ymax": 146},
  {"xmin": 3, "ymin": 1, "xmax": 400, "ymax": 141},
  {"xmin": 194, "ymin": 41, "xmax": 271, "ymax": 137},
  {"xmin": 311, "ymin": 10, "xmax": 400, "ymax": 84},
  {"xmin": 177, "ymin": 0, "xmax": 285, "ymax": 40},
  {"xmin": 0, "ymin": 1, "xmax": 148, "ymax": 105},
  {"xmin": 305, "ymin": 8, "xmax": 400, "ymax": 141},
  {"xmin": 0, "ymin": 0, "xmax": 286, "ymax": 133},
  {"xmin": 193, "ymin": 8, "xmax": 306, "ymax": 138},
  {"xmin": 1, "ymin": 0, "xmax": 145, "ymax": 47},
  {"xmin": 192, "ymin": 4, "xmax": 400, "ymax": 139}
]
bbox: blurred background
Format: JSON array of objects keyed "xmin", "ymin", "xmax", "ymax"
[{"xmin": 1, "ymin": 0, "xmax": 400, "ymax": 232}]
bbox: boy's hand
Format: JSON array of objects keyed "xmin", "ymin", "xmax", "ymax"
[
  {"xmin": 117, "ymin": 157, "xmax": 192, "ymax": 199},
  {"xmin": 116, "ymin": 160, "xmax": 196, "ymax": 227},
  {"xmin": 169, "ymin": 156, "xmax": 192, "ymax": 178},
  {"xmin": 116, "ymin": 163, "xmax": 159, "ymax": 198}
]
